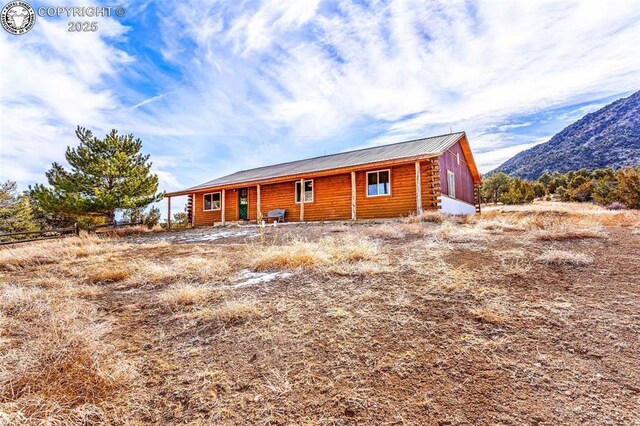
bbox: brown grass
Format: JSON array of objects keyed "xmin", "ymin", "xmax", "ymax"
[
  {"xmin": 100, "ymin": 225, "xmax": 152, "ymax": 237},
  {"xmin": 184, "ymin": 300, "xmax": 261, "ymax": 326},
  {"xmin": 435, "ymin": 221, "xmax": 490, "ymax": 243},
  {"xmin": 250, "ymin": 234, "xmax": 379, "ymax": 271},
  {"xmin": 532, "ymin": 222, "xmax": 605, "ymax": 241},
  {"xmin": 361, "ymin": 224, "xmax": 408, "ymax": 239},
  {"xmin": 474, "ymin": 217, "xmax": 526, "ymax": 232},
  {"xmin": 0, "ymin": 286, "xmax": 139, "ymax": 424},
  {"xmin": 85, "ymin": 269, "xmax": 131, "ymax": 284},
  {"xmin": 535, "ymin": 249, "xmax": 594, "ymax": 266},
  {"xmin": 0, "ymin": 235, "xmax": 152, "ymax": 272},
  {"xmin": 209, "ymin": 300, "xmax": 260, "ymax": 325},
  {"xmin": 129, "ymin": 256, "xmax": 232, "ymax": 286},
  {"xmin": 158, "ymin": 283, "xmax": 223, "ymax": 307},
  {"xmin": 469, "ymin": 306, "xmax": 509, "ymax": 324},
  {"xmin": 1, "ymin": 201, "xmax": 638, "ymax": 424},
  {"xmin": 484, "ymin": 201, "xmax": 640, "ymax": 228},
  {"xmin": 403, "ymin": 211, "xmax": 445, "ymax": 223}
]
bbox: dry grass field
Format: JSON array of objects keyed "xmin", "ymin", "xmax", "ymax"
[{"xmin": 1, "ymin": 202, "xmax": 639, "ymax": 425}]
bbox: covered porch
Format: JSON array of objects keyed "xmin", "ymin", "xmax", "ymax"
[{"xmin": 164, "ymin": 158, "xmax": 442, "ymax": 229}]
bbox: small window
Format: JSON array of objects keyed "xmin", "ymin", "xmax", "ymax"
[
  {"xmin": 295, "ymin": 180, "xmax": 314, "ymax": 203},
  {"xmin": 367, "ymin": 170, "xmax": 390, "ymax": 196},
  {"xmin": 203, "ymin": 192, "xmax": 221, "ymax": 211},
  {"xmin": 456, "ymin": 152, "xmax": 460, "ymax": 165},
  {"xmin": 447, "ymin": 170, "xmax": 456, "ymax": 198}
]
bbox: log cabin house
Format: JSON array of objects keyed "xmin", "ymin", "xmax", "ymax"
[{"xmin": 164, "ymin": 132, "xmax": 481, "ymax": 227}]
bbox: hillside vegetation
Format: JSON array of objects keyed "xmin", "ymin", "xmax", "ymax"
[
  {"xmin": 1, "ymin": 204, "xmax": 639, "ymax": 424},
  {"xmin": 482, "ymin": 166, "xmax": 640, "ymax": 208},
  {"xmin": 493, "ymin": 90, "xmax": 640, "ymax": 179}
]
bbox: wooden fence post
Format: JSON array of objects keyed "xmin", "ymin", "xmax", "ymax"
[{"xmin": 75, "ymin": 223, "xmax": 80, "ymax": 236}]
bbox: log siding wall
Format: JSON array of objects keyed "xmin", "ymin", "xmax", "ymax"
[
  {"xmin": 355, "ymin": 164, "xmax": 416, "ymax": 219},
  {"xmin": 192, "ymin": 153, "xmax": 475, "ymax": 225},
  {"xmin": 438, "ymin": 141, "xmax": 475, "ymax": 204},
  {"xmin": 194, "ymin": 191, "xmax": 221, "ymax": 226},
  {"xmin": 258, "ymin": 174, "xmax": 352, "ymax": 222}
]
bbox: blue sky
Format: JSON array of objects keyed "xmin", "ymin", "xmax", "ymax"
[{"xmin": 1, "ymin": 0, "xmax": 639, "ymax": 217}]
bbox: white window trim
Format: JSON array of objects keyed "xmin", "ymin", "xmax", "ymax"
[
  {"xmin": 366, "ymin": 169, "xmax": 392, "ymax": 197},
  {"xmin": 203, "ymin": 191, "xmax": 222, "ymax": 211},
  {"xmin": 447, "ymin": 170, "xmax": 456, "ymax": 199},
  {"xmin": 295, "ymin": 179, "xmax": 314, "ymax": 204}
]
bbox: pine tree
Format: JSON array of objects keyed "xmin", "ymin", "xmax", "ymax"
[
  {"xmin": 591, "ymin": 177, "xmax": 616, "ymax": 205},
  {"xmin": 499, "ymin": 178, "xmax": 535, "ymax": 205},
  {"xmin": 144, "ymin": 206, "xmax": 161, "ymax": 228},
  {"xmin": 29, "ymin": 126, "xmax": 163, "ymax": 223},
  {"xmin": 173, "ymin": 211, "xmax": 190, "ymax": 228},
  {"xmin": 0, "ymin": 181, "xmax": 37, "ymax": 232},
  {"xmin": 481, "ymin": 173, "xmax": 512, "ymax": 204}
]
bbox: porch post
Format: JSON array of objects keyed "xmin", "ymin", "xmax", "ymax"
[
  {"xmin": 256, "ymin": 184, "xmax": 261, "ymax": 222},
  {"xmin": 192, "ymin": 193, "xmax": 196, "ymax": 227},
  {"xmin": 351, "ymin": 171, "xmax": 356, "ymax": 220},
  {"xmin": 167, "ymin": 196, "xmax": 172, "ymax": 229},
  {"xmin": 299, "ymin": 178, "xmax": 304, "ymax": 222},
  {"xmin": 415, "ymin": 160, "xmax": 423, "ymax": 215},
  {"xmin": 221, "ymin": 189, "xmax": 226, "ymax": 225}
]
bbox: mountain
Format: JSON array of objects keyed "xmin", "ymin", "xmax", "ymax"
[{"xmin": 492, "ymin": 90, "xmax": 640, "ymax": 180}]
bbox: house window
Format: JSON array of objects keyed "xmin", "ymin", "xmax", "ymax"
[
  {"xmin": 203, "ymin": 192, "xmax": 221, "ymax": 211},
  {"xmin": 456, "ymin": 152, "xmax": 460, "ymax": 165},
  {"xmin": 447, "ymin": 170, "xmax": 456, "ymax": 198},
  {"xmin": 295, "ymin": 180, "xmax": 314, "ymax": 203},
  {"xmin": 367, "ymin": 170, "xmax": 391, "ymax": 196}
]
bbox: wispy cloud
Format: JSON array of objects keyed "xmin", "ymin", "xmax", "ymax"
[
  {"xmin": 226, "ymin": 0, "xmax": 322, "ymax": 54},
  {"xmin": 130, "ymin": 92, "xmax": 173, "ymax": 110},
  {"xmin": 0, "ymin": 10, "xmax": 131, "ymax": 184}
]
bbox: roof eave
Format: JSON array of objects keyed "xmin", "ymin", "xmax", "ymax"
[
  {"xmin": 460, "ymin": 134, "xmax": 482, "ymax": 184},
  {"xmin": 164, "ymin": 153, "xmax": 441, "ymax": 197}
]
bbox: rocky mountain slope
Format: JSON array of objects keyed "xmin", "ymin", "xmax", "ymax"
[{"xmin": 492, "ymin": 91, "xmax": 640, "ymax": 179}]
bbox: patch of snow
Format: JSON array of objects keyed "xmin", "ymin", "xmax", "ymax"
[
  {"xmin": 190, "ymin": 230, "xmax": 251, "ymax": 241},
  {"xmin": 232, "ymin": 269, "xmax": 293, "ymax": 289},
  {"xmin": 130, "ymin": 228, "xmax": 253, "ymax": 244}
]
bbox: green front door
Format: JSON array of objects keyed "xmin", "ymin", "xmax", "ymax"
[{"xmin": 239, "ymin": 188, "xmax": 248, "ymax": 220}]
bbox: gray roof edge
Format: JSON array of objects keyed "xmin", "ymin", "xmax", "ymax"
[{"xmin": 175, "ymin": 132, "xmax": 465, "ymax": 194}]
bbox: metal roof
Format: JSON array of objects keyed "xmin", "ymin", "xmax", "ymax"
[{"xmin": 181, "ymin": 132, "xmax": 465, "ymax": 193}]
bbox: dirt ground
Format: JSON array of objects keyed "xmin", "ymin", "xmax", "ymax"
[{"xmin": 1, "ymin": 203, "xmax": 639, "ymax": 425}]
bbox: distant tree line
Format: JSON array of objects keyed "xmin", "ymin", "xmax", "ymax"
[{"xmin": 481, "ymin": 166, "xmax": 640, "ymax": 209}]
